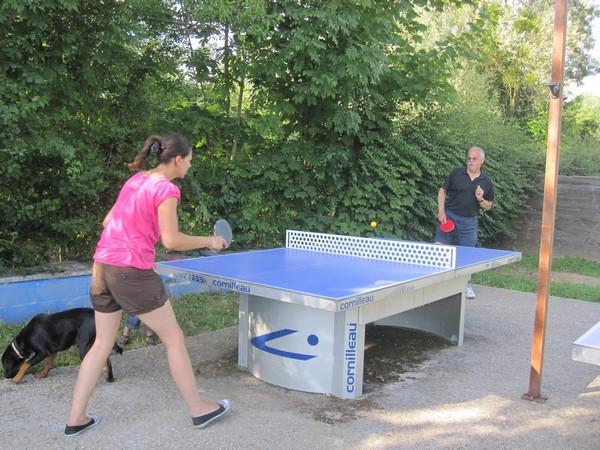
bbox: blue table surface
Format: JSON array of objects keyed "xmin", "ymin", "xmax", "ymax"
[{"xmin": 159, "ymin": 246, "xmax": 519, "ymax": 301}]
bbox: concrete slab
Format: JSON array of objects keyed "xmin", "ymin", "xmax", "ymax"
[{"xmin": 1, "ymin": 286, "xmax": 598, "ymax": 449}]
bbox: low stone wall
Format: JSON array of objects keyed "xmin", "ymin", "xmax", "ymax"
[{"xmin": 511, "ymin": 175, "xmax": 600, "ymax": 261}]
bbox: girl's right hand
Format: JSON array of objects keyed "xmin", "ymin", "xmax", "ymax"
[{"xmin": 208, "ymin": 236, "xmax": 227, "ymax": 252}]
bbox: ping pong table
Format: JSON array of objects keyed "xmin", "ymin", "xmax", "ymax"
[{"xmin": 156, "ymin": 230, "xmax": 521, "ymax": 399}]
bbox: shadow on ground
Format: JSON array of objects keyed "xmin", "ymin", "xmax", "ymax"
[{"xmin": 193, "ymin": 324, "xmax": 450, "ymax": 425}]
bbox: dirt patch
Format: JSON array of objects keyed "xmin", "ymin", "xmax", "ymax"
[
  {"xmin": 551, "ymin": 272, "xmax": 600, "ymax": 287},
  {"xmin": 194, "ymin": 348, "xmax": 241, "ymax": 378},
  {"xmin": 310, "ymin": 326, "xmax": 450, "ymax": 424},
  {"xmin": 363, "ymin": 325, "xmax": 451, "ymax": 391},
  {"xmin": 493, "ymin": 264, "xmax": 600, "ymax": 288},
  {"xmin": 309, "ymin": 396, "xmax": 382, "ymax": 424}
]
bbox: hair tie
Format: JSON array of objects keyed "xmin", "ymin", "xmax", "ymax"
[{"xmin": 150, "ymin": 141, "xmax": 161, "ymax": 155}]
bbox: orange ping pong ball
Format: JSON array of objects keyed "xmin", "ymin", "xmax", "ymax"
[{"xmin": 370, "ymin": 220, "xmax": 377, "ymax": 228}]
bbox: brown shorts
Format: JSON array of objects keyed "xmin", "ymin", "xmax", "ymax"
[{"xmin": 90, "ymin": 262, "xmax": 169, "ymax": 314}]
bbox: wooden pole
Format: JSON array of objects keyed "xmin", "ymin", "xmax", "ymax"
[{"xmin": 522, "ymin": 0, "xmax": 568, "ymax": 402}]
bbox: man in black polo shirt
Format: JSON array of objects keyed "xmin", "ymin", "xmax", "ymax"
[{"xmin": 434, "ymin": 146, "xmax": 494, "ymax": 298}]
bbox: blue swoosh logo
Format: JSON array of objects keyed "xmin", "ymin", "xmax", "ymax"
[{"xmin": 251, "ymin": 329, "xmax": 317, "ymax": 361}]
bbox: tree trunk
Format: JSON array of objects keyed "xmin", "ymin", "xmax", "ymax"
[{"xmin": 231, "ymin": 76, "xmax": 245, "ymax": 161}]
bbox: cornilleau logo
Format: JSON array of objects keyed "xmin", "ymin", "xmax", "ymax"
[
  {"xmin": 251, "ymin": 329, "xmax": 319, "ymax": 361},
  {"xmin": 345, "ymin": 323, "xmax": 357, "ymax": 393},
  {"xmin": 212, "ymin": 279, "xmax": 250, "ymax": 293}
]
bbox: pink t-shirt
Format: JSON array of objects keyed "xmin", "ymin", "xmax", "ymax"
[{"xmin": 93, "ymin": 172, "xmax": 180, "ymax": 269}]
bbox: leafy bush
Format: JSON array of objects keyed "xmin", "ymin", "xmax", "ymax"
[
  {"xmin": 0, "ymin": 0, "xmax": 554, "ymax": 270},
  {"xmin": 526, "ymin": 95, "xmax": 600, "ymax": 176}
]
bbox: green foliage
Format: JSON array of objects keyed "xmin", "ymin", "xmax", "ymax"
[
  {"xmin": 559, "ymin": 96, "xmax": 600, "ymax": 176},
  {"xmin": 437, "ymin": 1, "xmax": 599, "ymax": 122},
  {"xmin": 244, "ymin": 0, "xmax": 466, "ymax": 140},
  {"xmin": 392, "ymin": 87, "xmax": 543, "ymax": 246},
  {"xmin": 559, "ymin": 134, "xmax": 600, "ymax": 176},
  {"xmin": 525, "ymin": 95, "xmax": 600, "ymax": 176},
  {"xmin": 0, "ymin": 0, "xmax": 596, "ymax": 271},
  {"xmin": 564, "ymin": 0, "xmax": 600, "ymax": 82},
  {"xmin": 565, "ymin": 96, "xmax": 600, "ymax": 140},
  {"xmin": 192, "ymin": 90, "xmax": 541, "ymax": 248},
  {"xmin": 189, "ymin": 0, "xmax": 487, "ymax": 245},
  {"xmin": 0, "ymin": 0, "xmax": 194, "ymax": 267}
]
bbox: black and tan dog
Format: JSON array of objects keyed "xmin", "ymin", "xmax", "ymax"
[{"xmin": 2, "ymin": 307, "xmax": 122, "ymax": 384}]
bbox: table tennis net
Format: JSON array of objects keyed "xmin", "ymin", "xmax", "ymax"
[{"xmin": 286, "ymin": 230, "xmax": 456, "ymax": 269}]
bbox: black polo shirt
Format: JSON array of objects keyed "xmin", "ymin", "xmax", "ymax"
[{"xmin": 442, "ymin": 167, "xmax": 494, "ymax": 217}]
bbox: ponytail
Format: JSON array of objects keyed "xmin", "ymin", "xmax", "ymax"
[
  {"xmin": 127, "ymin": 133, "xmax": 192, "ymax": 171},
  {"xmin": 127, "ymin": 135, "xmax": 162, "ymax": 171}
]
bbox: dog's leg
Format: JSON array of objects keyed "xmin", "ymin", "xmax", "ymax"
[
  {"xmin": 35, "ymin": 354, "xmax": 57, "ymax": 379},
  {"xmin": 11, "ymin": 361, "xmax": 32, "ymax": 384},
  {"xmin": 104, "ymin": 358, "xmax": 115, "ymax": 383}
]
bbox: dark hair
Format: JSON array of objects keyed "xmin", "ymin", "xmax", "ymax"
[{"xmin": 127, "ymin": 133, "xmax": 192, "ymax": 171}]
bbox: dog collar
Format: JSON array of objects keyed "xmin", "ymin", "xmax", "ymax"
[{"xmin": 11, "ymin": 341, "xmax": 26, "ymax": 360}]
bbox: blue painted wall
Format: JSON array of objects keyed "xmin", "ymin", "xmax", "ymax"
[{"xmin": 0, "ymin": 274, "xmax": 212, "ymax": 325}]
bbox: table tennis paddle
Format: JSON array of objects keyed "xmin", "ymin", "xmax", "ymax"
[
  {"xmin": 439, "ymin": 219, "xmax": 455, "ymax": 233},
  {"xmin": 214, "ymin": 218, "xmax": 233, "ymax": 249}
]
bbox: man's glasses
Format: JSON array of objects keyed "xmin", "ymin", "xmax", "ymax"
[{"xmin": 467, "ymin": 157, "xmax": 479, "ymax": 161}]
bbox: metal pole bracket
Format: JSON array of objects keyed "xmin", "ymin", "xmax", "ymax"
[{"xmin": 545, "ymin": 82, "xmax": 561, "ymax": 99}]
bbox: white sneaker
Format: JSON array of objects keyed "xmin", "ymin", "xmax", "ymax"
[{"xmin": 466, "ymin": 283, "xmax": 476, "ymax": 299}]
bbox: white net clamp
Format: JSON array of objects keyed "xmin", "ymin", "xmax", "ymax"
[{"xmin": 286, "ymin": 230, "xmax": 456, "ymax": 269}]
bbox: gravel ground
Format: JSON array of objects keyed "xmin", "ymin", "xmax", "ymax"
[{"xmin": 1, "ymin": 286, "xmax": 598, "ymax": 449}]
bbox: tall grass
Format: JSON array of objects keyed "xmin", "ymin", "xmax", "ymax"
[{"xmin": 472, "ymin": 255, "xmax": 600, "ymax": 303}]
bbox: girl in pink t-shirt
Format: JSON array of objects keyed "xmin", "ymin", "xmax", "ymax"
[{"xmin": 65, "ymin": 133, "xmax": 230, "ymax": 437}]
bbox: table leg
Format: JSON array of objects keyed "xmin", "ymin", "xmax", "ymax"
[
  {"xmin": 241, "ymin": 294, "xmax": 336, "ymax": 394},
  {"xmin": 332, "ymin": 308, "xmax": 366, "ymax": 399},
  {"xmin": 238, "ymin": 293, "xmax": 249, "ymax": 369}
]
